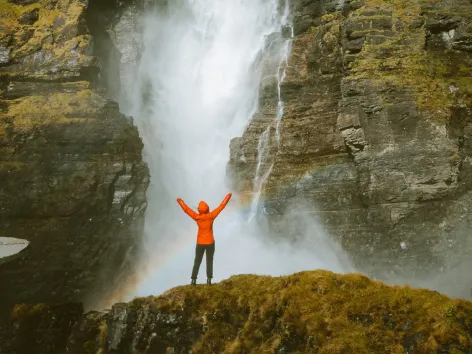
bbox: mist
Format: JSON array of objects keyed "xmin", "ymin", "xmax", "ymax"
[{"xmin": 117, "ymin": 0, "xmax": 353, "ymax": 299}]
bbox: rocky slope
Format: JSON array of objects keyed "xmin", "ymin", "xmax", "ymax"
[
  {"xmin": 1, "ymin": 270, "xmax": 472, "ymax": 354},
  {"xmin": 228, "ymin": 0, "xmax": 472, "ymax": 297},
  {"xmin": 0, "ymin": 0, "xmax": 149, "ymax": 321}
]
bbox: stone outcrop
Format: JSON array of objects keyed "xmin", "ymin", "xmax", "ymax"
[
  {"xmin": 0, "ymin": 0, "xmax": 149, "ymax": 321},
  {"xmin": 228, "ymin": 0, "xmax": 472, "ymax": 298},
  {"xmin": 1, "ymin": 270, "xmax": 472, "ymax": 354}
]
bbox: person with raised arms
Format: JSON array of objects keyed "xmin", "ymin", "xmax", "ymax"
[{"xmin": 176, "ymin": 193, "xmax": 232, "ymax": 285}]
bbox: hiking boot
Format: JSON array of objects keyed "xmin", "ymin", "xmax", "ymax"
[
  {"xmin": 207, "ymin": 278, "xmax": 212, "ymax": 285},
  {"xmin": 191, "ymin": 279, "xmax": 196, "ymax": 286}
]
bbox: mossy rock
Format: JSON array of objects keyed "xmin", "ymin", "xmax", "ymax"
[
  {"xmin": 0, "ymin": 0, "xmax": 94, "ymax": 78},
  {"xmin": 4, "ymin": 271, "xmax": 472, "ymax": 353},
  {"xmin": 154, "ymin": 271, "xmax": 472, "ymax": 353},
  {"xmin": 0, "ymin": 81, "xmax": 104, "ymax": 133},
  {"xmin": 345, "ymin": 0, "xmax": 472, "ymax": 122}
]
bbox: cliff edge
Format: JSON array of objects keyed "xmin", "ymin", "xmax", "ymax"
[{"xmin": 1, "ymin": 270, "xmax": 471, "ymax": 353}]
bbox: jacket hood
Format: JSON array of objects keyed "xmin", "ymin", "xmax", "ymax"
[{"xmin": 198, "ymin": 201, "xmax": 209, "ymax": 214}]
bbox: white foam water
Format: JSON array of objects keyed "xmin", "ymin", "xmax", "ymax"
[{"xmin": 120, "ymin": 0, "xmax": 354, "ymax": 299}]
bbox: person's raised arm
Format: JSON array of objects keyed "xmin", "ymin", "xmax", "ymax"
[
  {"xmin": 210, "ymin": 193, "xmax": 232, "ymax": 219},
  {"xmin": 176, "ymin": 198, "xmax": 198, "ymax": 220}
]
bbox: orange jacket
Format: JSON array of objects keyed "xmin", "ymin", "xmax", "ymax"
[{"xmin": 177, "ymin": 193, "xmax": 232, "ymax": 245}]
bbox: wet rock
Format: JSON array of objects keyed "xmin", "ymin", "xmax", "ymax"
[
  {"xmin": 0, "ymin": 303, "xmax": 84, "ymax": 354},
  {"xmin": 7, "ymin": 0, "xmax": 38, "ymax": 4},
  {"xmin": 107, "ymin": 303, "xmax": 137, "ymax": 352},
  {"xmin": 53, "ymin": 16, "xmax": 67, "ymax": 29},
  {"xmin": 0, "ymin": 46, "xmax": 10, "ymax": 64},
  {"xmin": 0, "ymin": 0, "xmax": 97, "ymax": 79},
  {"xmin": 18, "ymin": 8, "xmax": 39, "ymax": 25},
  {"xmin": 403, "ymin": 332, "xmax": 424, "ymax": 353},
  {"xmin": 0, "ymin": 80, "xmax": 149, "ymax": 322},
  {"xmin": 228, "ymin": 0, "xmax": 472, "ymax": 297},
  {"xmin": 0, "ymin": 0, "xmax": 149, "ymax": 322},
  {"xmin": 281, "ymin": 25, "xmax": 293, "ymax": 39}
]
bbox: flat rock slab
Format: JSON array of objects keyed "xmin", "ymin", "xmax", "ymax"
[{"xmin": 0, "ymin": 237, "xmax": 29, "ymax": 262}]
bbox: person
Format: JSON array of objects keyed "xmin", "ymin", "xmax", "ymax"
[{"xmin": 176, "ymin": 193, "xmax": 232, "ymax": 285}]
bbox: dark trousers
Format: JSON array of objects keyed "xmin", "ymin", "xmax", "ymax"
[{"xmin": 191, "ymin": 242, "xmax": 215, "ymax": 279}]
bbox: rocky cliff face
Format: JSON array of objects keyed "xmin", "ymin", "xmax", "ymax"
[
  {"xmin": 228, "ymin": 0, "xmax": 472, "ymax": 297},
  {"xmin": 0, "ymin": 0, "xmax": 149, "ymax": 320},
  {"xmin": 1, "ymin": 271, "xmax": 472, "ymax": 354}
]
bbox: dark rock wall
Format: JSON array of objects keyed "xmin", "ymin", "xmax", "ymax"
[
  {"xmin": 228, "ymin": 0, "xmax": 472, "ymax": 296},
  {"xmin": 0, "ymin": 0, "xmax": 149, "ymax": 321}
]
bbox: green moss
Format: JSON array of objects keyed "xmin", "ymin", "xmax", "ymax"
[
  {"xmin": 0, "ymin": 119, "xmax": 8, "ymax": 136},
  {"xmin": 0, "ymin": 0, "xmax": 88, "ymax": 65},
  {"xmin": 48, "ymin": 35, "xmax": 90, "ymax": 58},
  {"xmin": 346, "ymin": 0, "xmax": 472, "ymax": 122},
  {"xmin": 127, "ymin": 270, "xmax": 472, "ymax": 353},
  {"xmin": 0, "ymin": 0, "xmax": 16, "ymax": 15},
  {"xmin": 321, "ymin": 12, "xmax": 343, "ymax": 24},
  {"xmin": 350, "ymin": 14, "xmax": 392, "ymax": 20},
  {"xmin": 8, "ymin": 271, "xmax": 472, "ymax": 353},
  {"xmin": 1, "ymin": 82, "xmax": 104, "ymax": 132},
  {"xmin": 0, "ymin": 161, "xmax": 25, "ymax": 171},
  {"xmin": 11, "ymin": 303, "xmax": 47, "ymax": 321},
  {"xmin": 0, "ymin": 0, "xmax": 60, "ymax": 27},
  {"xmin": 97, "ymin": 322, "xmax": 108, "ymax": 350},
  {"xmin": 0, "ymin": 0, "xmax": 20, "ymax": 34},
  {"xmin": 422, "ymin": 10, "xmax": 472, "ymax": 18}
]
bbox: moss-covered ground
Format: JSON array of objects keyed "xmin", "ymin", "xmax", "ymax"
[
  {"xmin": 134, "ymin": 270, "xmax": 472, "ymax": 353},
  {"xmin": 6, "ymin": 270, "xmax": 472, "ymax": 353}
]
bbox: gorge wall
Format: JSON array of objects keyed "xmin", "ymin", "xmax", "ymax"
[
  {"xmin": 228, "ymin": 0, "xmax": 472, "ymax": 297},
  {"xmin": 0, "ymin": 0, "xmax": 149, "ymax": 320}
]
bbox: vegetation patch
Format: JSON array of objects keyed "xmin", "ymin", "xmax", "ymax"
[
  {"xmin": 133, "ymin": 270, "xmax": 472, "ymax": 353},
  {"xmin": 0, "ymin": 82, "xmax": 105, "ymax": 132},
  {"xmin": 346, "ymin": 0, "xmax": 472, "ymax": 122},
  {"xmin": 6, "ymin": 271, "xmax": 472, "ymax": 353},
  {"xmin": 0, "ymin": 0, "xmax": 90, "ymax": 72}
]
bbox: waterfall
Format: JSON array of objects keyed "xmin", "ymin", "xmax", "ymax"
[
  {"xmin": 249, "ymin": 2, "xmax": 293, "ymax": 219},
  {"xmin": 120, "ymin": 0, "xmax": 353, "ymax": 299},
  {"xmin": 275, "ymin": 26, "xmax": 293, "ymax": 146},
  {"xmin": 249, "ymin": 125, "xmax": 273, "ymax": 221}
]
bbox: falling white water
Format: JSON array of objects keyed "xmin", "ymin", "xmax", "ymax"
[
  {"xmin": 275, "ymin": 27, "xmax": 293, "ymax": 147},
  {"xmin": 249, "ymin": 126, "xmax": 273, "ymax": 221},
  {"xmin": 249, "ymin": 6, "xmax": 293, "ymax": 219},
  {"xmin": 121, "ymin": 0, "xmax": 353, "ymax": 299}
]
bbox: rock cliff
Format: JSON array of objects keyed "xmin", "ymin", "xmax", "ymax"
[
  {"xmin": 1, "ymin": 270, "xmax": 472, "ymax": 354},
  {"xmin": 0, "ymin": 0, "xmax": 149, "ymax": 321},
  {"xmin": 228, "ymin": 0, "xmax": 472, "ymax": 297}
]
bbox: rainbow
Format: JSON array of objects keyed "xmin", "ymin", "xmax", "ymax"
[
  {"xmin": 94, "ymin": 194, "xmax": 256, "ymax": 309},
  {"xmin": 93, "ymin": 169, "xmax": 334, "ymax": 310}
]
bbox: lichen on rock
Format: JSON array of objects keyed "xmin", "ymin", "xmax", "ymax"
[
  {"xmin": 0, "ymin": 0, "xmax": 96, "ymax": 79},
  {"xmin": 346, "ymin": 0, "xmax": 472, "ymax": 121},
  {"xmin": 3, "ymin": 82, "xmax": 100, "ymax": 131}
]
